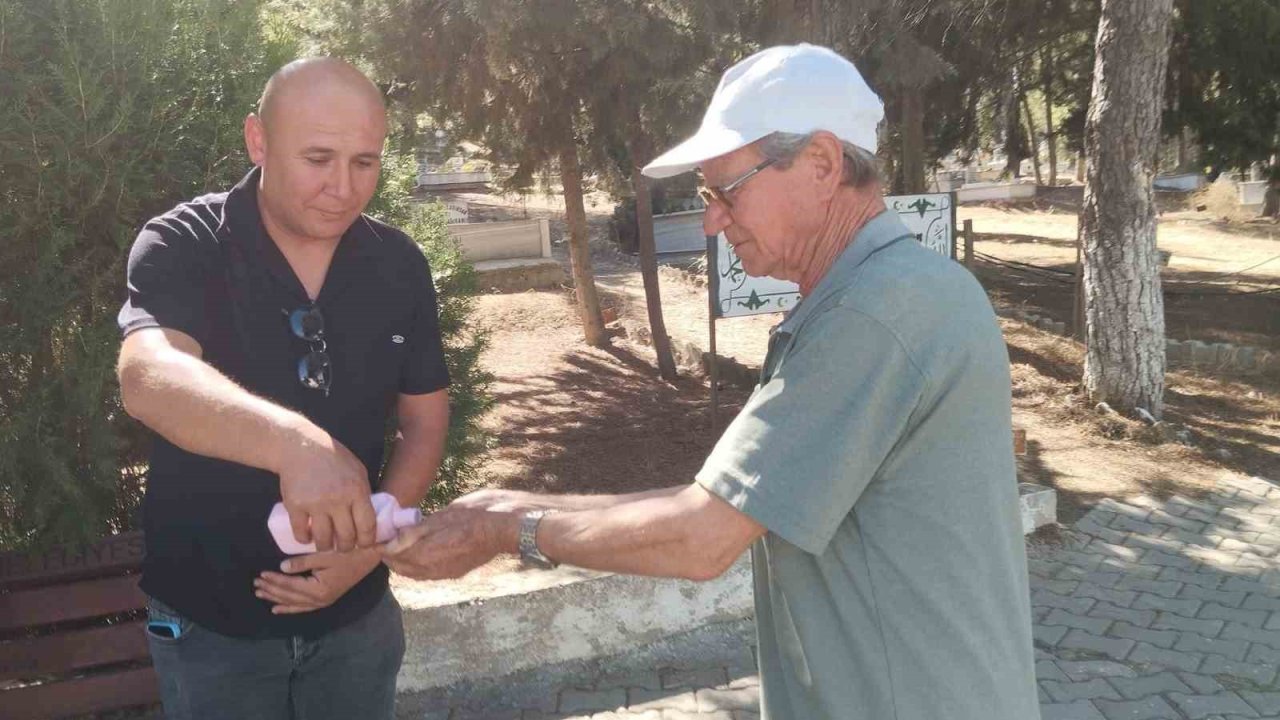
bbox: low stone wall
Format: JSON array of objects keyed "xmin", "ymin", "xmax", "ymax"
[
  {"xmin": 1164, "ymin": 338, "xmax": 1278, "ymax": 373},
  {"xmin": 394, "ymin": 559, "xmax": 754, "ymax": 694},
  {"xmin": 448, "ymin": 218, "xmax": 550, "ymax": 263},
  {"xmin": 996, "ymin": 307, "xmax": 1279, "ymax": 374},
  {"xmin": 472, "ymin": 257, "xmax": 566, "ymax": 292},
  {"xmin": 956, "ymin": 182, "xmax": 1037, "ymax": 203}
]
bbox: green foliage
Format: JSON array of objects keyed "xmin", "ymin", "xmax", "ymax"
[
  {"xmin": 0, "ymin": 0, "xmax": 296, "ymax": 551},
  {"xmin": 0, "ymin": 0, "xmax": 494, "ymax": 551},
  {"xmin": 1168, "ymin": 0, "xmax": 1280, "ymax": 171},
  {"xmin": 285, "ymin": 0, "xmax": 731, "ymax": 193},
  {"xmin": 370, "ymin": 152, "xmax": 494, "ymax": 509}
]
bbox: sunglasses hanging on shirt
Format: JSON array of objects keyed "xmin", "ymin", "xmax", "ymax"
[{"xmin": 286, "ymin": 305, "xmax": 332, "ymax": 397}]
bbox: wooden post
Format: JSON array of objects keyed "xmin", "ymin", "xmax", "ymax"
[
  {"xmin": 706, "ymin": 234, "xmax": 720, "ymax": 431},
  {"xmin": 963, "ymin": 219, "xmax": 975, "ymax": 269}
]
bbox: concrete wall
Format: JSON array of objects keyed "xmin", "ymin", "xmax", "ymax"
[
  {"xmin": 1239, "ymin": 180, "xmax": 1269, "ymax": 211},
  {"xmin": 1154, "ymin": 173, "xmax": 1205, "ymax": 192},
  {"xmin": 448, "ymin": 218, "xmax": 551, "ymax": 263},
  {"xmin": 931, "ymin": 173, "xmax": 963, "ymax": 192},
  {"xmin": 957, "ymin": 182, "xmax": 1037, "ymax": 203},
  {"xmin": 653, "ymin": 209, "xmax": 707, "ymax": 255},
  {"xmin": 444, "ymin": 199, "xmax": 469, "ymax": 224},
  {"xmin": 419, "ymin": 171, "xmax": 491, "ymax": 187},
  {"xmin": 965, "ymin": 168, "xmax": 1004, "ymax": 183},
  {"xmin": 395, "ymin": 559, "xmax": 753, "ymax": 693}
]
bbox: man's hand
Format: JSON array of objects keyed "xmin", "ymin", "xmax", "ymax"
[
  {"xmin": 381, "ymin": 506, "xmax": 517, "ymax": 580},
  {"xmin": 254, "ymin": 549, "xmax": 381, "ymax": 614},
  {"xmin": 277, "ymin": 425, "xmax": 376, "ymax": 553}
]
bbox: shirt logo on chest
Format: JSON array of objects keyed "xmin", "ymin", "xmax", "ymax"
[{"xmin": 392, "ymin": 335, "xmax": 405, "ymax": 344}]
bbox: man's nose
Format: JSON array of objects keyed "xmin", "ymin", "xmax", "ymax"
[
  {"xmin": 702, "ymin": 200, "xmax": 732, "ymax": 236},
  {"xmin": 327, "ymin": 162, "xmax": 354, "ymax": 200}
]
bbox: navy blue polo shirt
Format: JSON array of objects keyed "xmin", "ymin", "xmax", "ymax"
[{"xmin": 118, "ymin": 167, "xmax": 449, "ymax": 638}]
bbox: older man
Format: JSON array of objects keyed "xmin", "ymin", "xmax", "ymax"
[
  {"xmin": 385, "ymin": 44, "xmax": 1038, "ymax": 720},
  {"xmin": 117, "ymin": 58, "xmax": 450, "ymax": 719}
]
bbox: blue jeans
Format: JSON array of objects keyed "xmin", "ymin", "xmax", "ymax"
[{"xmin": 145, "ymin": 590, "xmax": 404, "ymax": 720}]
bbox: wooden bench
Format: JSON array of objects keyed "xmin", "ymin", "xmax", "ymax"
[
  {"xmin": 1014, "ymin": 426, "xmax": 1028, "ymax": 456},
  {"xmin": 0, "ymin": 531, "xmax": 157, "ymax": 719}
]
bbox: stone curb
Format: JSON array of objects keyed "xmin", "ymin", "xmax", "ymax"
[
  {"xmin": 393, "ymin": 558, "xmax": 753, "ymax": 694},
  {"xmin": 994, "ymin": 307, "xmax": 1279, "ymax": 375}
]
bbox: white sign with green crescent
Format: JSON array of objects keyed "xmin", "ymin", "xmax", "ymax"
[
  {"xmin": 887, "ymin": 192, "xmax": 955, "ymax": 259},
  {"xmin": 712, "ymin": 192, "xmax": 955, "ymax": 318}
]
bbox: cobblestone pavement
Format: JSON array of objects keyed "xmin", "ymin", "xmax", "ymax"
[
  {"xmin": 1032, "ymin": 475, "xmax": 1280, "ymax": 720},
  {"xmin": 403, "ymin": 475, "xmax": 1280, "ymax": 719}
]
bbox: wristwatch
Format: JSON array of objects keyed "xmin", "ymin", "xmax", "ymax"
[{"xmin": 518, "ymin": 510, "xmax": 558, "ymax": 569}]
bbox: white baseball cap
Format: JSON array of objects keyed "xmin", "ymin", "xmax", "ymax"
[{"xmin": 642, "ymin": 44, "xmax": 884, "ymax": 179}]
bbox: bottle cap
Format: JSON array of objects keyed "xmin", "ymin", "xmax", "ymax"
[{"xmin": 393, "ymin": 506, "xmax": 422, "ymax": 528}]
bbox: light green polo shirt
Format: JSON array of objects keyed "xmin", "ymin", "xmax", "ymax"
[{"xmin": 697, "ymin": 211, "xmax": 1039, "ymax": 720}]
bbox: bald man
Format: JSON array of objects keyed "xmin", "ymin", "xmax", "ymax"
[{"xmin": 116, "ymin": 58, "xmax": 450, "ymax": 719}]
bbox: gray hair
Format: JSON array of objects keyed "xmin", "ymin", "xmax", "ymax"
[{"xmin": 757, "ymin": 132, "xmax": 880, "ymax": 188}]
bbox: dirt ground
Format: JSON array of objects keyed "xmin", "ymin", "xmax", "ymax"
[
  {"xmin": 466, "ymin": 289, "xmax": 748, "ymax": 497},
  {"xmin": 444, "ymin": 184, "xmax": 1280, "ymax": 530},
  {"xmin": 965, "ymin": 186, "xmax": 1280, "ymax": 350}
]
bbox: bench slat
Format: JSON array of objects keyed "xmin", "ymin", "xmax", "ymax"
[
  {"xmin": 0, "ymin": 532, "xmax": 144, "ymax": 591},
  {"xmin": 0, "ymin": 665, "xmax": 159, "ymax": 720},
  {"xmin": 0, "ymin": 620, "xmax": 149, "ymax": 681},
  {"xmin": 0, "ymin": 574, "xmax": 145, "ymax": 631}
]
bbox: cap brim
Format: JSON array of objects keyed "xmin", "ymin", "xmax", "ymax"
[{"xmin": 641, "ymin": 127, "xmax": 766, "ymax": 179}]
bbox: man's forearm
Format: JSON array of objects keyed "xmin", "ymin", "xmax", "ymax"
[
  {"xmin": 119, "ymin": 341, "xmax": 313, "ymax": 474},
  {"xmin": 491, "ymin": 486, "xmax": 747, "ymax": 581},
  {"xmin": 507, "ymin": 486, "xmax": 685, "ymax": 512},
  {"xmin": 380, "ymin": 427, "xmax": 446, "ymax": 507}
]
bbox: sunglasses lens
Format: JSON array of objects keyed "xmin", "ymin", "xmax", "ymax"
[
  {"xmin": 297, "ymin": 350, "xmax": 331, "ymax": 390},
  {"xmin": 289, "ymin": 307, "xmax": 325, "ymax": 341}
]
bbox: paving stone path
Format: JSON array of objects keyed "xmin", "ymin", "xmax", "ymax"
[
  {"xmin": 1032, "ymin": 475, "xmax": 1280, "ymax": 720},
  {"xmin": 408, "ymin": 475, "xmax": 1280, "ymax": 719}
]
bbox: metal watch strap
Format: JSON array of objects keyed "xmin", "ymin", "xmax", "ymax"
[{"xmin": 518, "ymin": 509, "xmax": 557, "ymax": 568}]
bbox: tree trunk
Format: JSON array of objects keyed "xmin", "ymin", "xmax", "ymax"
[
  {"xmin": 1041, "ymin": 47, "xmax": 1058, "ymax": 187},
  {"xmin": 900, "ymin": 86, "xmax": 927, "ymax": 193},
  {"xmin": 881, "ymin": 146, "xmax": 898, "ymax": 195},
  {"xmin": 629, "ymin": 133, "xmax": 678, "ymax": 382},
  {"xmin": 1080, "ymin": 0, "xmax": 1173, "ymax": 418},
  {"xmin": 1172, "ymin": 66, "xmax": 1186, "ymax": 170},
  {"xmin": 1021, "ymin": 91, "xmax": 1042, "ymax": 186},
  {"xmin": 1002, "ymin": 68, "xmax": 1025, "ymax": 179},
  {"xmin": 1262, "ymin": 181, "xmax": 1280, "ymax": 219},
  {"xmin": 558, "ymin": 132, "xmax": 609, "ymax": 348}
]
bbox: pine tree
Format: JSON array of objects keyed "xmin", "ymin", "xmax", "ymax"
[
  {"xmin": 317, "ymin": 0, "xmax": 614, "ymax": 346},
  {"xmin": 1080, "ymin": 0, "xmax": 1174, "ymax": 418},
  {"xmin": 0, "ymin": 0, "xmax": 296, "ymax": 550}
]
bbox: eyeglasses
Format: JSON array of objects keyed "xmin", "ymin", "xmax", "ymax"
[
  {"xmin": 697, "ymin": 158, "xmax": 777, "ymax": 209},
  {"xmin": 287, "ymin": 306, "xmax": 331, "ymax": 397}
]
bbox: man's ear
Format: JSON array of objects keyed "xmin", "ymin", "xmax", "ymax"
[
  {"xmin": 805, "ymin": 131, "xmax": 845, "ymax": 201},
  {"xmin": 245, "ymin": 113, "xmax": 267, "ymax": 166}
]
